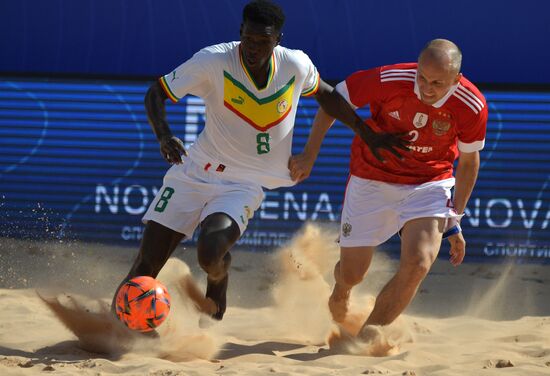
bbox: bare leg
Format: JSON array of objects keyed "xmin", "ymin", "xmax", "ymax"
[
  {"xmin": 197, "ymin": 212, "xmax": 240, "ymax": 320},
  {"xmin": 329, "ymin": 246, "xmax": 374, "ymax": 322},
  {"xmin": 361, "ymin": 217, "xmax": 444, "ymax": 331},
  {"xmin": 111, "ymin": 221, "xmax": 185, "ymax": 311}
]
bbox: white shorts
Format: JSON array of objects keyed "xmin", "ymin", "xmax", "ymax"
[
  {"xmin": 143, "ymin": 159, "xmax": 265, "ymax": 239},
  {"xmin": 339, "ymin": 175, "xmax": 459, "ymax": 247}
]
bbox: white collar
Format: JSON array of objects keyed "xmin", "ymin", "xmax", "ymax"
[{"xmin": 413, "ymin": 72, "xmax": 459, "ymax": 108}]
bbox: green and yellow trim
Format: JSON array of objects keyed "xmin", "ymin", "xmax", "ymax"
[
  {"xmin": 159, "ymin": 76, "xmax": 179, "ymax": 103},
  {"xmin": 239, "ymin": 45, "xmax": 276, "ymax": 91},
  {"xmin": 301, "ymin": 72, "xmax": 320, "ymax": 97},
  {"xmin": 224, "ymin": 71, "xmax": 294, "ymax": 104},
  {"xmin": 223, "ymin": 70, "xmax": 295, "ymax": 131}
]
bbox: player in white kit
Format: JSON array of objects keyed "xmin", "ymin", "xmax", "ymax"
[{"xmin": 112, "ymin": 0, "xmax": 407, "ymax": 322}]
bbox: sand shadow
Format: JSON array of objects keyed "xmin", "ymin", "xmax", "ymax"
[
  {"xmin": 216, "ymin": 341, "xmax": 306, "ymax": 359},
  {"xmin": 0, "ymin": 341, "xmax": 121, "ymax": 368}
]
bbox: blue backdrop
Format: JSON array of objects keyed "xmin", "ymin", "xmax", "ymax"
[
  {"xmin": 1, "ymin": 0, "xmax": 549, "ymax": 83},
  {"xmin": 1, "ymin": 77, "xmax": 549, "ymax": 262},
  {"xmin": 1, "ymin": 1, "xmax": 549, "ymax": 262}
]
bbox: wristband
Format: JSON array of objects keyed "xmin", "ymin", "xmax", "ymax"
[
  {"xmin": 443, "ymin": 216, "xmax": 462, "ymax": 239},
  {"xmin": 442, "ymin": 223, "xmax": 462, "ymax": 239}
]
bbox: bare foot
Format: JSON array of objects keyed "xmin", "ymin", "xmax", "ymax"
[
  {"xmin": 328, "ymin": 324, "xmax": 396, "ymax": 356},
  {"xmin": 328, "ymin": 288, "xmax": 350, "ymax": 323},
  {"xmin": 206, "ymin": 274, "xmax": 228, "ymax": 321},
  {"xmin": 327, "ymin": 324, "xmax": 356, "ymax": 352},
  {"xmin": 177, "ymin": 275, "xmax": 217, "ymax": 316},
  {"xmin": 357, "ymin": 325, "xmax": 396, "ymax": 357}
]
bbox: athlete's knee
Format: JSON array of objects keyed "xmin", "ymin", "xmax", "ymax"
[
  {"xmin": 335, "ymin": 260, "xmax": 368, "ymax": 287},
  {"xmin": 198, "ymin": 214, "xmax": 239, "ymax": 255},
  {"xmin": 399, "ymin": 254, "xmax": 433, "ymax": 281},
  {"xmin": 197, "ymin": 232, "xmax": 235, "ymax": 276}
]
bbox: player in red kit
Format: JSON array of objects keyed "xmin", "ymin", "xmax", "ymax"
[{"xmin": 290, "ymin": 39, "xmax": 488, "ymax": 340}]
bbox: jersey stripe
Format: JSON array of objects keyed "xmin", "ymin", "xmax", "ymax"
[
  {"xmin": 455, "ymin": 88, "xmax": 483, "ymax": 112},
  {"xmin": 453, "ymin": 91, "xmax": 480, "ymax": 114},
  {"xmin": 381, "ymin": 68, "xmax": 417, "ymax": 74},
  {"xmin": 458, "ymin": 139, "xmax": 485, "ymax": 152},
  {"xmin": 223, "ymin": 71, "xmax": 296, "ymax": 130},
  {"xmin": 302, "ymin": 72, "xmax": 320, "ymax": 96},
  {"xmin": 380, "ymin": 77, "xmax": 415, "ymax": 83},
  {"xmin": 380, "ymin": 72, "xmax": 416, "ymax": 78},
  {"xmin": 224, "ymin": 71, "xmax": 294, "ymax": 104},
  {"xmin": 224, "ymin": 100, "xmax": 292, "ymax": 131},
  {"xmin": 458, "ymin": 85, "xmax": 485, "ymax": 110},
  {"xmin": 159, "ymin": 76, "xmax": 179, "ymax": 103},
  {"xmin": 239, "ymin": 46, "xmax": 275, "ymax": 91}
]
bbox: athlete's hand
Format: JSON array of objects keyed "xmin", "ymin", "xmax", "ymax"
[
  {"xmin": 288, "ymin": 152, "xmax": 316, "ymax": 182},
  {"xmin": 159, "ymin": 135, "xmax": 187, "ymax": 164},
  {"xmin": 448, "ymin": 232, "xmax": 466, "ymax": 266},
  {"xmin": 356, "ymin": 123, "xmax": 410, "ymax": 162}
]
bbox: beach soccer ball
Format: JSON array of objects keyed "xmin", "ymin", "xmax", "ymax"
[{"xmin": 115, "ymin": 276, "xmax": 171, "ymax": 332}]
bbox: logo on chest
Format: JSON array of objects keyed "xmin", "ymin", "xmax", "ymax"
[
  {"xmin": 412, "ymin": 112, "xmax": 428, "ymax": 128},
  {"xmin": 223, "ymin": 71, "xmax": 295, "ymax": 131},
  {"xmin": 432, "ymin": 110, "xmax": 453, "ymax": 136},
  {"xmin": 432, "ymin": 120, "xmax": 451, "ymax": 136},
  {"xmin": 388, "ymin": 110, "xmax": 400, "ymax": 120},
  {"xmin": 277, "ymin": 99, "xmax": 288, "ymax": 114}
]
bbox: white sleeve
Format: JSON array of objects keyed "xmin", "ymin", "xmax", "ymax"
[
  {"xmin": 299, "ymin": 52, "xmax": 320, "ymax": 97},
  {"xmin": 159, "ymin": 49, "xmax": 213, "ymax": 102}
]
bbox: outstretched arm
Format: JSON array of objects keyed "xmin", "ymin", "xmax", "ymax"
[
  {"xmin": 313, "ymin": 80, "xmax": 408, "ymax": 161},
  {"xmin": 447, "ymin": 150, "xmax": 480, "ymax": 266},
  {"xmin": 144, "ymin": 81, "xmax": 187, "ymax": 164},
  {"xmin": 288, "ymin": 107, "xmax": 335, "ymax": 182},
  {"xmin": 289, "ymin": 79, "xmax": 409, "ymax": 182}
]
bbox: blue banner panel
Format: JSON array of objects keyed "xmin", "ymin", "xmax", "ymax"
[
  {"xmin": 1, "ymin": 77, "xmax": 549, "ymax": 262},
  {"xmin": 1, "ymin": 0, "xmax": 550, "ymax": 84}
]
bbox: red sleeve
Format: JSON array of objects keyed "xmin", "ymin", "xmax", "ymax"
[
  {"xmin": 458, "ymin": 105, "xmax": 488, "ymax": 152},
  {"xmin": 344, "ymin": 67, "xmax": 383, "ymax": 108}
]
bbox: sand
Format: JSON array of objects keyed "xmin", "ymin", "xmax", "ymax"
[{"xmin": 0, "ymin": 223, "xmax": 549, "ymax": 376}]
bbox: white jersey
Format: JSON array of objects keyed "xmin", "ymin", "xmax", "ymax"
[{"xmin": 159, "ymin": 42, "xmax": 320, "ymax": 189}]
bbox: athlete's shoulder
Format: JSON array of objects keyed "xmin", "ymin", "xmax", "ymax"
[
  {"xmin": 200, "ymin": 41, "xmax": 239, "ymax": 54},
  {"xmin": 193, "ymin": 41, "xmax": 238, "ymax": 63},
  {"xmin": 450, "ymin": 75, "xmax": 487, "ymax": 116},
  {"xmin": 379, "ymin": 62, "xmax": 417, "ymax": 84},
  {"xmin": 276, "ymin": 45, "xmax": 314, "ymax": 67}
]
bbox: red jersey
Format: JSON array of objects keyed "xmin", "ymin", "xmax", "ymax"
[{"xmin": 336, "ymin": 63, "xmax": 488, "ymax": 184}]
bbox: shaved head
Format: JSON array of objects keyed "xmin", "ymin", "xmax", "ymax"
[
  {"xmin": 416, "ymin": 39, "xmax": 463, "ymax": 105},
  {"xmin": 419, "ymin": 39, "xmax": 462, "ymax": 74}
]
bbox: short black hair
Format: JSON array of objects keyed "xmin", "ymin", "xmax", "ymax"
[{"xmin": 242, "ymin": 0, "xmax": 285, "ymax": 32}]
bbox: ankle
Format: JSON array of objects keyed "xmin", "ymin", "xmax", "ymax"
[
  {"xmin": 331, "ymin": 284, "xmax": 351, "ymax": 300},
  {"xmin": 207, "ymin": 272, "xmax": 228, "ymax": 284}
]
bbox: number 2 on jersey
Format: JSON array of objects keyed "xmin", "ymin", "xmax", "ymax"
[{"xmin": 256, "ymin": 132, "xmax": 271, "ymax": 154}]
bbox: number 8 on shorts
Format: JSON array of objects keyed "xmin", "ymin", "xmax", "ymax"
[{"xmin": 154, "ymin": 187, "xmax": 175, "ymax": 213}]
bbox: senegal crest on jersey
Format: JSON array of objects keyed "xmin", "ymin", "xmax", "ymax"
[{"xmin": 223, "ymin": 71, "xmax": 295, "ymax": 131}]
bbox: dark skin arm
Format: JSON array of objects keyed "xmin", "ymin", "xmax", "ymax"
[
  {"xmin": 289, "ymin": 79, "xmax": 408, "ymax": 182},
  {"xmin": 144, "ymin": 81, "xmax": 187, "ymax": 164},
  {"xmin": 314, "ymin": 79, "xmax": 409, "ymax": 161}
]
